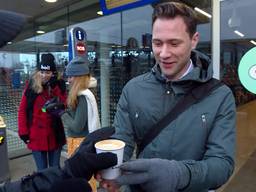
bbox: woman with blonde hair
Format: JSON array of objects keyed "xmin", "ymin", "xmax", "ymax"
[
  {"xmin": 60, "ymin": 56, "xmax": 100, "ymax": 191},
  {"xmin": 18, "ymin": 53, "xmax": 67, "ymax": 171}
]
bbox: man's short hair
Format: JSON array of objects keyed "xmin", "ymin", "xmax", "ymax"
[{"xmin": 152, "ymin": 2, "xmax": 197, "ymax": 38}]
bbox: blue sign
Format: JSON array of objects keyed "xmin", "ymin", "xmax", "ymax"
[
  {"xmin": 69, "ymin": 27, "xmax": 87, "ymax": 62},
  {"xmin": 100, "ymin": 0, "xmax": 159, "ymax": 15},
  {"xmin": 75, "ymin": 30, "xmax": 85, "ymax": 41}
]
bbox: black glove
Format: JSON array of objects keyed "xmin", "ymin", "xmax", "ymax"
[
  {"xmin": 20, "ymin": 134, "xmax": 29, "ymax": 144},
  {"xmin": 48, "ymin": 178, "xmax": 92, "ymax": 192},
  {"xmin": 42, "ymin": 97, "xmax": 65, "ymax": 117},
  {"xmin": 45, "ymin": 102, "xmax": 65, "ymax": 117},
  {"xmin": 64, "ymin": 127, "xmax": 118, "ymax": 180},
  {"xmin": 42, "ymin": 97, "xmax": 58, "ymax": 111}
]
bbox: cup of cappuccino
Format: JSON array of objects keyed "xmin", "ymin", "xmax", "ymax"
[{"xmin": 95, "ymin": 139, "xmax": 125, "ymax": 180}]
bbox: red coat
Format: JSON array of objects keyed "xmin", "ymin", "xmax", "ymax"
[{"xmin": 18, "ymin": 83, "xmax": 67, "ymax": 151}]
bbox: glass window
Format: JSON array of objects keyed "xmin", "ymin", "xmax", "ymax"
[{"xmin": 220, "ymin": 0, "xmax": 256, "ymax": 105}]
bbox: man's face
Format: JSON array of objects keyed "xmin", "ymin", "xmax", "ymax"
[{"xmin": 152, "ymin": 16, "xmax": 199, "ymax": 81}]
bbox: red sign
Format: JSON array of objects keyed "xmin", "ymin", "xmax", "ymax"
[{"xmin": 76, "ymin": 42, "xmax": 86, "ymax": 55}]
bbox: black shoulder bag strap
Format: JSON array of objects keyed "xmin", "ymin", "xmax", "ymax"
[{"xmin": 137, "ymin": 78, "xmax": 223, "ymax": 156}]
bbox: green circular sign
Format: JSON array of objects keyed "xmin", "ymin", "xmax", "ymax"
[{"xmin": 238, "ymin": 47, "xmax": 256, "ymax": 94}]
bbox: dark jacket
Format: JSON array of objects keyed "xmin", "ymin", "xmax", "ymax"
[
  {"xmin": 0, "ymin": 168, "xmax": 92, "ymax": 192},
  {"xmin": 0, "ymin": 167, "xmax": 64, "ymax": 192}
]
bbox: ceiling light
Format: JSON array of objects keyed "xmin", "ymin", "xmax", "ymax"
[
  {"xmin": 44, "ymin": 0, "xmax": 58, "ymax": 3},
  {"xmin": 234, "ymin": 30, "xmax": 244, "ymax": 37},
  {"xmin": 7, "ymin": 42, "xmax": 12, "ymax": 45},
  {"xmin": 97, "ymin": 11, "xmax": 103, "ymax": 15},
  {"xmin": 36, "ymin": 30, "xmax": 45, "ymax": 34},
  {"xmin": 250, "ymin": 40, "xmax": 256, "ymax": 46},
  {"xmin": 194, "ymin": 7, "xmax": 212, "ymax": 18}
]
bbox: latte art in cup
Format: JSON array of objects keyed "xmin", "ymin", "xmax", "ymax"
[
  {"xmin": 95, "ymin": 139, "xmax": 125, "ymax": 180},
  {"xmin": 95, "ymin": 139, "xmax": 125, "ymax": 151}
]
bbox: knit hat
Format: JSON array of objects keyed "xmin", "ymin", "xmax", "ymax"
[
  {"xmin": 0, "ymin": 10, "xmax": 26, "ymax": 48},
  {"xmin": 38, "ymin": 53, "xmax": 57, "ymax": 71},
  {"xmin": 65, "ymin": 56, "xmax": 90, "ymax": 76}
]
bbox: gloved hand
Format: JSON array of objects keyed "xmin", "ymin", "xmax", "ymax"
[
  {"xmin": 63, "ymin": 127, "xmax": 118, "ymax": 180},
  {"xmin": 20, "ymin": 134, "xmax": 29, "ymax": 144},
  {"xmin": 48, "ymin": 178, "xmax": 92, "ymax": 192},
  {"xmin": 42, "ymin": 97, "xmax": 65, "ymax": 117},
  {"xmin": 115, "ymin": 158, "xmax": 190, "ymax": 192},
  {"xmin": 42, "ymin": 97, "xmax": 57, "ymax": 112},
  {"xmin": 45, "ymin": 102, "xmax": 65, "ymax": 117}
]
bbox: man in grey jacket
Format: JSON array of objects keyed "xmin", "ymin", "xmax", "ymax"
[{"xmin": 99, "ymin": 2, "xmax": 236, "ymax": 192}]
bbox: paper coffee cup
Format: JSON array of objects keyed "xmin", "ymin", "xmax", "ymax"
[{"xmin": 95, "ymin": 139, "xmax": 125, "ymax": 180}]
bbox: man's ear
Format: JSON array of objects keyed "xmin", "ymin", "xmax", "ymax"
[{"xmin": 191, "ymin": 32, "xmax": 199, "ymax": 49}]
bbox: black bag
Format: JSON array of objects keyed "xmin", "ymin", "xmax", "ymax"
[{"xmin": 137, "ymin": 78, "xmax": 223, "ymax": 156}]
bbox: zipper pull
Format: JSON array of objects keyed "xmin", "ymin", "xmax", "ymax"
[
  {"xmin": 135, "ymin": 112, "xmax": 139, "ymax": 119},
  {"xmin": 201, "ymin": 114, "xmax": 206, "ymax": 123}
]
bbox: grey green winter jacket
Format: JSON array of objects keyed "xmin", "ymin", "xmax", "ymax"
[
  {"xmin": 61, "ymin": 95, "xmax": 89, "ymax": 137},
  {"xmin": 113, "ymin": 50, "xmax": 236, "ymax": 191}
]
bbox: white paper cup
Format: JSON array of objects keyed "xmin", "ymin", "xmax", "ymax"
[{"xmin": 95, "ymin": 139, "xmax": 125, "ymax": 180}]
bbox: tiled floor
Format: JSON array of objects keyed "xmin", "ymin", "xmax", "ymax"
[{"xmin": 4, "ymin": 100, "xmax": 256, "ymax": 191}]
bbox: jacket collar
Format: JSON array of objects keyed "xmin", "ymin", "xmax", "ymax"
[{"xmin": 151, "ymin": 50, "xmax": 213, "ymax": 94}]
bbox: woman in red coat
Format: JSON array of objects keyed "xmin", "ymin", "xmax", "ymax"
[{"xmin": 18, "ymin": 53, "xmax": 67, "ymax": 171}]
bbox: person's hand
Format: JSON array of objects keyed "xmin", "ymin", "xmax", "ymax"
[
  {"xmin": 20, "ymin": 134, "xmax": 29, "ymax": 144},
  {"xmin": 115, "ymin": 158, "xmax": 190, "ymax": 192},
  {"xmin": 63, "ymin": 127, "xmax": 118, "ymax": 180},
  {"xmin": 95, "ymin": 173, "xmax": 120, "ymax": 192},
  {"xmin": 42, "ymin": 97, "xmax": 65, "ymax": 117},
  {"xmin": 45, "ymin": 102, "xmax": 65, "ymax": 117}
]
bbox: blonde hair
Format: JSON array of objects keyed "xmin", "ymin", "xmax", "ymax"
[
  {"xmin": 68, "ymin": 74, "xmax": 91, "ymax": 109},
  {"xmin": 31, "ymin": 71, "xmax": 43, "ymax": 93}
]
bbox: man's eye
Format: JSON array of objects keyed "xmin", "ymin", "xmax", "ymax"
[
  {"xmin": 153, "ymin": 42, "xmax": 162, "ymax": 46},
  {"xmin": 171, "ymin": 41, "xmax": 181, "ymax": 47}
]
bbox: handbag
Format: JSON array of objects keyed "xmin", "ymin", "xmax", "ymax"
[{"xmin": 137, "ymin": 78, "xmax": 223, "ymax": 156}]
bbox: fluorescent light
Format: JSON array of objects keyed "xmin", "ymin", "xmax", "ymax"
[
  {"xmin": 44, "ymin": 0, "xmax": 57, "ymax": 3},
  {"xmin": 250, "ymin": 40, "xmax": 256, "ymax": 46},
  {"xmin": 36, "ymin": 30, "xmax": 45, "ymax": 34},
  {"xmin": 234, "ymin": 30, "xmax": 244, "ymax": 37},
  {"xmin": 97, "ymin": 11, "xmax": 103, "ymax": 15},
  {"xmin": 7, "ymin": 42, "xmax": 12, "ymax": 45},
  {"xmin": 194, "ymin": 7, "xmax": 212, "ymax": 18}
]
